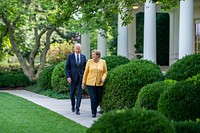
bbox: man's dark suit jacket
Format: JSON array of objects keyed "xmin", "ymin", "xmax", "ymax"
[{"xmin": 65, "ymin": 53, "xmax": 86, "ymax": 83}]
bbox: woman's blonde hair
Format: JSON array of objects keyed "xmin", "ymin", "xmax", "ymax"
[{"xmin": 92, "ymin": 49, "xmax": 101, "ymax": 57}]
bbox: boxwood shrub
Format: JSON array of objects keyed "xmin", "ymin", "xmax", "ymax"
[
  {"xmin": 173, "ymin": 120, "xmax": 200, "ymax": 133},
  {"xmin": 187, "ymin": 73, "xmax": 200, "ymax": 82},
  {"xmin": 0, "ymin": 71, "xmax": 30, "ymax": 88},
  {"xmin": 165, "ymin": 54, "xmax": 200, "ymax": 81},
  {"xmin": 87, "ymin": 108, "xmax": 175, "ymax": 133},
  {"xmin": 51, "ymin": 61, "xmax": 69, "ymax": 93},
  {"xmin": 101, "ymin": 55, "xmax": 130, "ymax": 71},
  {"xmin": 158, "ymin": 80, "xmax": 200, "ymax": 121},
  {"xmin": 101, "ymin": 59, "xmax": 163, "ymax": 112},
  {"xmin": 135, "ymin": 79, "xmax": 176, "ymax": 110},
  {"xmin": 38, "ymin": 65, "xmax": 55, "ymax": 90}
]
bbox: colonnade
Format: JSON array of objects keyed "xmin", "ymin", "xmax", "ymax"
[{"xmin": 81, "ymin": 0, "xmax": 196, "ymax": 66}]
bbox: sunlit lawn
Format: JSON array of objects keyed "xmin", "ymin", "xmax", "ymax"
[{"xmin": 0, "ymin": 92, "xmax": 87, "ymax": 133}]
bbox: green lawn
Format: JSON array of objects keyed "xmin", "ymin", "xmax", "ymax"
[{"xmin": 0, "ymin": 92, "xmax": 87, "ymax": 133}]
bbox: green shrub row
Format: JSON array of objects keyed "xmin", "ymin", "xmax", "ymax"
[
  {"xmin": 51, "ymin": 61, "xmax": 69, "ymax": 93},
  {"xmin": 87, "ymin": 54, "xmax": 200, "ymax": 132},
  {"xmin": 101, "ymin": 55, "xmax": 130, "ymax": 71},
  {"xmin": 165, "ymin": 54, "xmax": 200, "ymax": 81},
  {"xmin": 135, "ymin": 76, "xmax": 200, "ymax": 122},
  {"xmin": 38, "ymin": 65, "xmax": 55, "ymax": 90},
  {"xmin": 135, "ymin": 79, "xmax": 176, "ymax": 110},
  {"xmin": 173, "ymin": 120, "xmax": 200, "ymax": 133},
  {"xmin": 158, "ymin": 79, "xmax": 200, "ymax": 121},
  {"xmin": 0, "ymin": 71, "xmax": 30, "ymax": 88},
  {"xmin": 101, "ymin": 59, "xmax": 163, "ymax": 112},
  {"xmin": 37, "ymin": 55, "xmax": 131, "ymax": 94},
  {"xmin": 88, "ymin": 107, "xmax": 200, "ymax": 133},
  {"xmin": 87, "ymin": 108, "xmax": 175, "ymax": 133}
]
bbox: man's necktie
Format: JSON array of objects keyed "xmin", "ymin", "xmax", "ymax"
[{"xmin": 77, "ymin": 55, "xmax": 80, "ymax": 66}]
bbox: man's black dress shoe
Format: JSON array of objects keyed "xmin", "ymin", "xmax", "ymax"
[
  {"xmin": 92, "ymin": 114, "xmax": 96, "ymax": 118},
  {"xmin": 71, "ymin": 107, "xmax": 75, "ymax": 112},
  {"xmin": 75, "ymin": 111, "xmax": 80, "ymax": 115}
]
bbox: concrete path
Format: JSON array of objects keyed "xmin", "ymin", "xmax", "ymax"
[{"xmin": 0, "ymin": 90, "xmax": 99, "ymax": 128}]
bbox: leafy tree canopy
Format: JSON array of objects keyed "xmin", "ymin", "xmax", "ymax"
[{"xmin": 0, "ymin": 0, "xmax": 179, "ymax": 80}]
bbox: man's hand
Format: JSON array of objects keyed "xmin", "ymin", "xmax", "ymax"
[
  {"xmin": 81, "ymin": 84, "xmax": 85, "ymax": 89},
  {"xmin": 67, "ymin": 77, "xmax": 72, "ymax": 83}
]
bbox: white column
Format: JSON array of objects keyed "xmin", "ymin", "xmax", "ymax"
[
  {"xmin": 143, "ymin": 1, "xmax": 156, "ymax": 63},
  {"xmin": 97, "ymin": 29, "xmax": 107, "ymax": 57},
  {"xmin": 169, "ymin": 9, "xmax": 179, "ymax": 65},
  {"xmin": 179, "ymin": 0, "xmax": 194, "ymax": 59},
  {"xmin": 81, "ymin": 33, "xmax": 90, "ymax": 59},
  {"xmin": 117, "ymin": 14, "xmax": 128, "ymax": 58},
  {"xmin": 128, "ymin": 11, "xmax": 137, "ymax": 59}
]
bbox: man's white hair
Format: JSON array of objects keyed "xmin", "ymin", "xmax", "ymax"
[{"xmin": 74, "ymin": 43, "xmax": 81, "ymax": 48}]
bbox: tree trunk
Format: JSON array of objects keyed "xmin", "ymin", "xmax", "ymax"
[
  {"xmin": 2, "ymin": 16, "xmax": 55, "ymax": 81},
  {"xmin": 35, "ymin": 27, "xmax": 55, "ymax": 79}
]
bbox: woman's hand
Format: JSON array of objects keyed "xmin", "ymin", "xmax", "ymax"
[{"xmin": 102, "ymin": 77, "xmax": 105, "ymax": 83}]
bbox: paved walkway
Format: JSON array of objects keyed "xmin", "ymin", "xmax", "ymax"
[{"xmin": 0, "ymin": 90, "xmax": 99, "ymax": 128}]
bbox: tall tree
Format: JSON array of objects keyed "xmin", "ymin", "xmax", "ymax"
[{"xmin": 0, "ymin": 0, "xmax": 83, "ymax": 80}]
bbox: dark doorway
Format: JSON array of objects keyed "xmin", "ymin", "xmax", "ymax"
[{"xmin": 135, "ymin": 12, "xmax": 169, "ymax": 66}]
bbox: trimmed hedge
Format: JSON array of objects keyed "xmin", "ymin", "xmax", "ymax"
[
  {"xmin": 87, "ymin": 108, "xmax": 175, "ymax": 133},
  {"xmin": 187, "ymin": 73, "xmax": 200, "ymax": 82},
  {"xmin": 0, "ymin": 71, "xmax": 30, "ymax": 88},
  {"xmin": 101, "ymin": 55, "xmax": 130, "ymax": 71},
  {"xmin": 165, "ymin": 54, "xmax": 200, "ymax": 81},
  {"xmin": 158, "ymin": 80, "xmax": 200, "ymax": 121},
  {"xmin": 173, "ymin": 120, "xmax": 200, "ymax": 133},
  {"xmin": 51, "ymin": 61, "xmax": 69, "ymax": 93},
  {"xmin": 102, "ymin": 59, "xmax": 163, "ymax": 112},
  {"xmin": 135, "ymin": 79, "xmax": 176, "ymax": 110},
  {"xmin": 38, "ymin": 65, "xmax": 55, "ymax": 90}
]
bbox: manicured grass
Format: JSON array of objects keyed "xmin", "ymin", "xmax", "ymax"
[{"xmin": 0, "ymin": 92, "xmax": 87, "ymax": 133}]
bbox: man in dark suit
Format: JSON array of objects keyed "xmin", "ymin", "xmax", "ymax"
[{"xmin": 65, "ymin": 43, "xmax": 86, "ymax": 115}]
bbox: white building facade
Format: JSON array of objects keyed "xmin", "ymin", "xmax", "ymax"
[
  {"xmin": 81, "ymin": 0, "xmax": 200, "ymax": 66},
  {"xmin": 117, "ymin": 0, "xmax": 200, "ymax": 65}
]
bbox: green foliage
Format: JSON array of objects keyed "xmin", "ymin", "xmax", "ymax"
[
  {"xmin": 0, "ymin": 63, "xmax": 21, "ymax": 72},
  {"xmin": 102, "ymin": 59, "xmax": 163, "ymax": 112},
  {"xmin": 135, "ymin": 79, "xmax": 176, "ymax": 110},
  {"xmin": 26, "ymin": 84, "xmax": 70, "ymax": 99},
  {"xmin": 187, "ymin": 73, "xmax": 200, "ymax": 82},
  {"xmin": 0, "ymin": 64, "xmax": 30, "ymax": 87},
  {"xmin": 47, "ymin": 42, "xmax": 72, "ymax": 64},
  {"xmin": 0, "ymin": 71, "xmax": 30, "ymax": 88},
  {"xmin": 158, "ymin": 80, "xmax": 200, "ymax": 121},
  {"xmin": 101, "ymin": 55, "xmax": 130, "ymax": 71},
  {"xmin": 165, "ymin": 54, "xmax": 200, "ymax": 81},
  {"xmin": 0, "ymin": 0, "xmax": 179, "ymax": 81},
  {"xmin": 38, "ymin": 65, "xmax": 55, "ymax": 90},
  {"xmin": 173, "ymin": 120, "xmax": 200, "ymax": 133},
  {"xmin": 87, "ymin": 108, "xmax": 175, "ymax": 133},
  {"xmin": 51, "ymin": 61, "xmax": 69, "ymax": 93}
]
